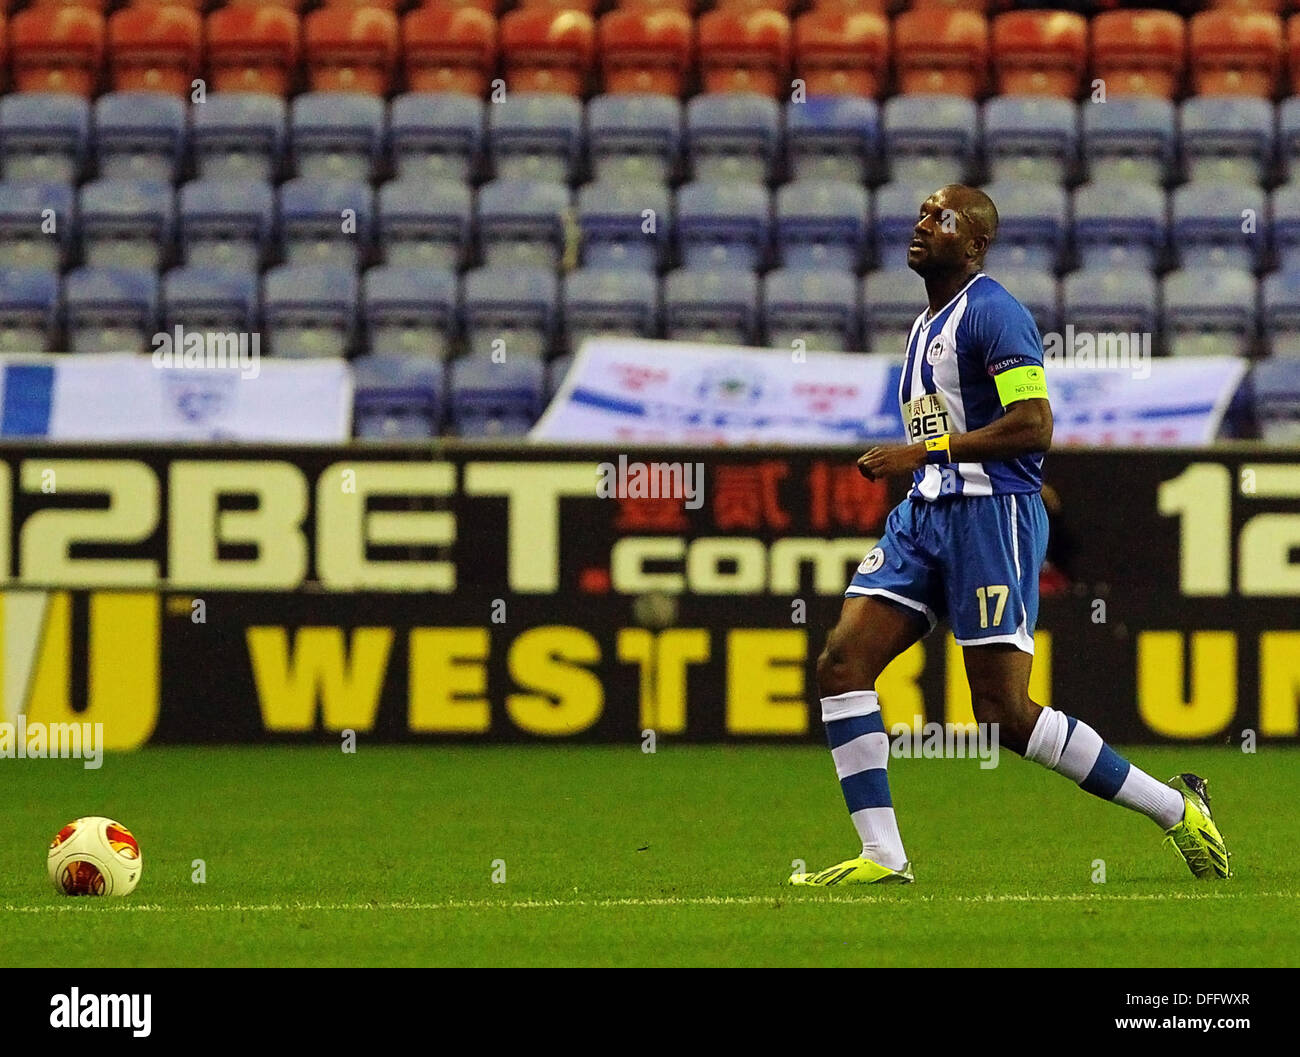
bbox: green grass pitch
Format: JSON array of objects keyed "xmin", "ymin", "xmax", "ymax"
[{"xmin": 2, "ymin": 744, "xmax": 1296, "ymax": 967}]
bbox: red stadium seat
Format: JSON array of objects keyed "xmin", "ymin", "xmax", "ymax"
[
  {"xmin": 128, "ymin": 0, "xmax": 206, "ymax": 10},
  {"xmin": 320, "ymin": 0, "xmax": 402, "ymax": 9},
  {"xmin": 499, "ymin": 8, "xmax": 596, "ymax": 96},
  {"xmin": 991, "ymin": 11, "xmax": 1087, "ymax": 99},
  {"xmin": 714, "ymin": 0, "xmax": 793, "ymax": 14},
  {"xmin": 1190, "ymin": 10, "xmax": 1283, "ymax": 96},
  {"xmin": 26, "ymin": 0, "xmax": 108, "ymax": 12},
  {"xmin": 411, "ymin": 0, "xmax": 498, "ymax": 11},
  {"xmin": 910, "ymin": 0, "xmax": 990, "ymax": 10},
  {"xmin": 893, "ymin": 9, "xmax": 987, "ymax": 98},
  {"xmin": 108, "ymin": 6, "xmax": 201, "ymax": 96},
  {"xmin": 615, "ymin": 0, "xmax": 694, "ymax": 11},
  {"xmin": 304, "ymin": 6, "xmax": 399, "ymax": 95},
  {"xmin": 517, "ymin": 0, "xmax": 598, "ymax": 12},
  {"xmin": 598, "ymin": 9, "xmax": 692, "ymax": 97},
  {"xmin": 806, "ymin": 0, "xmax": 889, "ymax": 14},
  {"xmin": 1205, "ymin": 0, "xmax": 1284, "ymax": 12},
  {"xmin": 697, "ymin": 9, "xmax": 790, "ymax": 97},
  {"xmin": 403, "ymin": 6, "xmax": 496, "ymax": 96},
  {"xmin": 225, "ymin": 0, "xmax": 306, "ymax": 10},
  {"xmin": 10, "ymin": 6, "xmax": 103, "ymax": 97},
  {"xmin": 793, "ymin": 11, "xmax": 888, "ymax": 98},
  {"xmin": 1090, "ymin": 11, "xmax": 1185, "ymax": 100},
  {"xmin": 0, "ymin": 14, "xmax": 6, "ymax": 92},
  {"xmin": 207, "ymin": 6, "xmax": 299, "ymax": 97},
  {"xmin": 1289, "ymin": 15, "xmax": 1300, "ymax": 94}
]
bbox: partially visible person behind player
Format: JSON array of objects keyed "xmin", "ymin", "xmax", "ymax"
[{"xmin": 790, "ymin": 185, "xmax": 1230, "ymax": 886}]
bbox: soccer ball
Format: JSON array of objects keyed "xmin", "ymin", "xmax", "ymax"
[{"xmin": 47, "ymin": 817, "xmax": 142, "ymax": 897}]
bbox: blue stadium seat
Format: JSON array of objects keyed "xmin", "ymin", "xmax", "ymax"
[
  {"xmin": 686, "ymin": 93, "xmax": 781, "ymax": 185},
  {"xmin": 178, "ymin": 179, "xmax": 275, "ymax": 276},
  {"xmin": 882, "ymin": 95, "xmax": 978, "ymax": 186},
  {"xmin": 775, "ymin": 180, "xmax": 869, "ymax": 272},
  {"xmin": 1061, "ymin": 268, "xmax": 1158, "ymax": 337},
  {"xmin": 0, "ymin": 268, "xmax": 60, "ymax": 354},
  {"xmin": 279, "ymin": 178, "xmax": 373, "ymax": 271},
  {"xmin": 563, "ymin": 267, "xmax": 659, "ymax": 353},
  {"xmin": 1080, "ymin": 97, "xmax": 1176, "ymax": 186},
  {"xmin": 0, "ymin": 94, "xmax": 90, "ymax": 184},
  {"xmin": 1179, "ymin": 97, "xmax": 1273, "ymax": 187},
  {"xmin": 389, "ymin": 93, "xmax": 485, "ymax": 183},
  {"xmin": 1261, "ymin": 270, "xmax": 1300, "ymax": 358},
  {"xmin": 1270, "ymin": 182, "xmax": 1300, "ymax": 273},
  {"xmin": 577, "ymin": 181, "xmax": 671, "ymax": 273},
  {"xmin": 362, "ymin": 265, "xmax": 458, "ymax": 359},
  {"xmin": 1162, "ymin": 268, "xmax": 1257, "ymax": 358},
  {"xmin": 461, "ymin": 265, "xmax": 559, "ymax": 359},
  {"xmin": 663, "ymin": 268, "xmax": 759, "ymax": 345},
  {"xmin": 995, "ymin": 267, "xmax": 1059, "ymax": 336},
  {"xmin": 79, "ymin": 179, "xmax": 174, "ymax": 273},
  {"xmin": 488, "ymin": 93, "xmax": 583, "ymax": 184},
  {"xmin": 1072, "ymin": 182, "xmax": 1167, "ymax": 273},
  {"xmin": 378, "ymin": 179, "xmax": 472, "ymax": 271},
  {"xmin": 64, "ymin": 267, "xmax": 158, "ymax": 354},
  {"xmin": 676, "ymin": 181, "xmax": 770, "ymax": 272},
  {"xmin": 1172, "ymin": 182, "xmax": 1267, "ymax": 272},
  {"xmin": 1279, "ymin": 98, "xmax": 1300, "ymax": 184},
  {"xmin": 94, "ymin": 93, "xmax": 187, "ymax": 184},
  {"xmin": 1250, "ymin": 360, "xmax": 1300, "ymax": 442},
  {"xmin": 191, "ymin": 94, "xmax": 287, "ymax": 183},
  {"xmin": 587, "ymin": 94, "xmax": 682, "ymax": 186},
  {"xmin": 872, "ymin": 182, "xmax": 936, "ymax": 272},
  {"xmin": 162, "ymin": 267, "xmax": 259, "ymax": 334},
  {"xmin": 981, "ymin": 181, "xmax": 1069, "ymax": 273},
  {"xmin": 785, "ymin": 97, "xmax": 879, "ymax": 185},
  {"xmin": 982, "ymin": 96, "xmax": 1078, "ymax": 186},
  {"xmin": 353, "ymin": 355, "xmax": 444, "ymax": 440},
  {"xmin": 449, "ymin": 356, "xmax": 546, "ymax": 437},
  {"xmin": 291, "ymin": 93, "xmax": 386, "ymax": 184},
  {"xmin": 0, "ymin": 182, "xmax": 75, "ymax": 271},
  {"xmin": 763, "ymin": 268, "xmax": 859, "ymax": 353},
  {"xmin": 477, "ymin": 179, "xmax": 570, "ymax": 271},
  {"xmin": 862, "ymin": 270, "xmax": 922, "ymax": 353},
  {"xmin": 262, "ymin": 265, "xmax": 358, "ymax": 358}
]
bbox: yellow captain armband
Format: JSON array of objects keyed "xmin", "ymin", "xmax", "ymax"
[
  {"xmin": 995, "ymin": 364, "xmax": 1050, "ymax": 407},
  {"xmin": 924, "ymin": 433, "xmax": 951, "ymax": 464}
]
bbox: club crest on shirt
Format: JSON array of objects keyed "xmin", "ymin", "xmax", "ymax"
[
  {"xmin": 925, "ymin": 335, "xmax": 950, "ymax": 365},
  {"xmin": 857, "ymin": 547, "xmax": 885, "ymax": 575}
]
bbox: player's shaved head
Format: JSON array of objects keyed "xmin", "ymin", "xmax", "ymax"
[
  {"xmin": 939, "ymin": 184, "xmax": 999, "ymax": 249},
  {"xmin": 907, "ymin": 185, "xmax": 999, "ymax": 279}
]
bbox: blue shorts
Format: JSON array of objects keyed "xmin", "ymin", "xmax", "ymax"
[{"xmin": 845, "ymin": 493, "xmax": 1049, "ymax": 654}]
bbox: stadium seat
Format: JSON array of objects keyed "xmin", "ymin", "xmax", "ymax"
[
  {"xmin": 9, "ymin": 7, "xmax": 104, "ymax": 97},
  {"xmin": 792, "ymin": 11, "xmax": 888, "ymax": 98},
  {"xmin": 1274, "ymin": 182, "xmax": 1300, "ymax": 274},
  {"xmin": 599, "ymin": 9, "xmax": 692, "ymax": 97},
  {"xmin": 79, "ymin": 179, "xmax": 174, "ymax": 273},
  {"xmin": 0, "ymin": 182, "xmax": 74, "ymax": 271},
  {"xmin": 162, "ymin": 266, "xmax": 259, "ymax": 334},
  {"xmin": 262, "ymin": 264, "xmax": 359, "ymax": 358},
  {"xmin": 1080, "ymin": 97, "xmax": 1176, "ymax": 185},
  {"xmin": 1250, "ymin": 359, "xmax": 1300, "ymax": 442},
  {"xmin": 477, "ymin": 179, "xmax": 570, "ymax": 270},
  {"xmin": 1072, "ymin": 182, "xmax": 1167, "ymax": 273},
  {"xmin": 663, "ymin": 268, "xmax": 759, "ymax": 345},
  {"xmin": 990, "ymin": 11, "xmax": 1087, "ymax": 99},
  {"xmin": 697, "ymin": 9, "xmax": 791, "ymax": 97},
  {"xmin": 862, "ymin": 270, "xmax": 923, "ymax": 352},
  {"xmin": 64, "ymin": 266, "xmax": 157, "ymax": 354},
  {"xmin": 882, "ymin": 95, "xmax": 978, "ymax": 186},
  {"xmin": 178, "ymin": 179, "xmax": 275, "ymax": 275},
  {"xmin": 763, "ymin": 267, "xmax": 858, "ymax": 353},
  {"xmin": 1162, "ymin": 268, "xmax": 1258, "ymax": 357},
  {"xmin": 353, "ymin": 355, "xmax": 444, "ymax": 440},
  {"xmin": 107, "ymin": 5, "xmax": 201, "ymax": 97},
  {"xmin": 774, "ymin": 180, "xmax": 868, "ymax": 272},
  {"xmin": 389, "ymin": 93, "xmax": 484, "ymax": 183},
  {"xmin": 362, "ymin": 266, "xmax": 458, "ymax": 359},
  {"xmin": 377, "ymin": 179, "xmax": 472, "ymax": 271},
  {"xmin": 190, "ymin": 94, "xmax": 286, "ymax": 183},
  {"xmin": 279, "ymin": 178, "xmax": 373, "ymax": 270},
  {"xmin": 0, "ymin": 94, "xmax": 89, "ymax": 183},
  {"xmin": 893, "ymin": 10, "xmax": 987, "ymax": 99},
  {"xmin": 499, "ymin": 8, "xmax": 595, "ymax": 96},
  {"xmin": 980, "ymin": 181, "xmax": 1068, "ymax": 274},
  {"xmin": 304, "ymin": 7, "xmax": 399, "ymax": 95},
  {"xmin": 785, "ymin": 97, "xmax": 878, "ymax": 184},
  {"xmin": 562, "ymin": 267, "xmax": 660, "ymax": 352},
  {"xmin": 1189, "ymin": 11, "xmax": 1283, "ymax": 97},
  {"xmin": 291, "ymin": 92, "xmax": 386, "ymax": 183},
  {"xmin": 586, "ymin": 93, "xmax": 681, "ymax": 185},
  {"xmin": 93, "ymin": 92, "xmax": 186, "ymax": 184},
  {"xmin": 1261, "ymin": 269, "xmax": 1300, "ymax": 357},
  {"xmin": 686, "ymin": 92, "xmax": 781, "ymax": 185},
  {"xmin": 402, "ymin": 7, "xmax": 496, "ymax": 97},
  {"xmin": 488, "ymin": 93, "xmax": 583, "ymax": 184},
  {"xmin": 577, "ymin": 181, "xmax": 671, "ymax": 272},
  {"xmin": 1061, "ymin": 268, "xmax": 1159, "ymax": 338},
  {"xmin": 461, "ymin": 265, "xmax": 559, "ymax": 359},
  {"xmin": 1180, "ymin": 97, "xmax": 1275, "ymax": 187},
  {"xmin": 1090, "ymin": 11, "xmax": 1186, "ymax": 100},
  {"xmin": 872, "ymin": 181, "xmax": 935, "ymax": 272},
  {"xmin": 1290, "ymin": 16, "xmax": 1300, "ymax": 96},
  {"xmin": 677, "ymin": 181, "xmax": 771, "ymax": 272},
  {"xmin": 982, "ymin": 96, "xmax": 1078, "ymax": 186},
  {"xmin": 0, "ymin": 268, "xmax": 59, "ymax": 354},
  {"xmin": 994, "ymin": 267, "xmax": 1059, "ymax": 336},
  {"xmin": 206, "ymin": 6, "xmax": 300, "ymax": 98},
  {"xmin": 448, "ymin": 356, "xmax": 546, "ymax": 437},
  {"xmin": 1172, "ymin": 182, "xmax": 1268, "ymax": 272}
]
